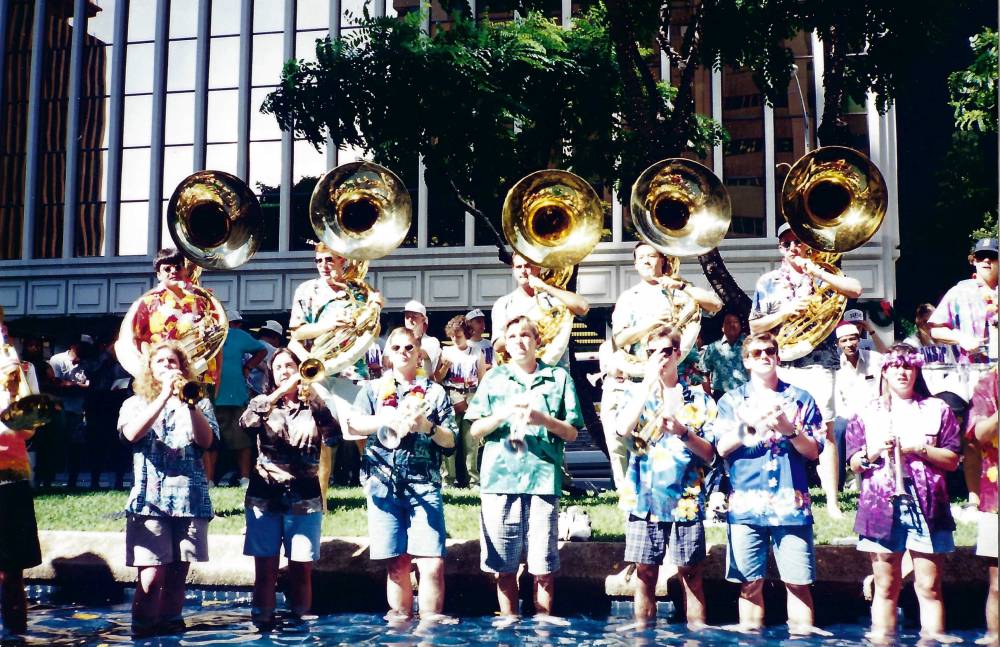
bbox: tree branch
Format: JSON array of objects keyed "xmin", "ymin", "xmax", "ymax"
[{"xmin": 448, "ymin": 178, "xmax": 512, "ymax": 265}]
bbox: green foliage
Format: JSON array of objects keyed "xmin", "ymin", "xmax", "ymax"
[
  {"xmin": 934, "ymin": 130, "xmax": 999, "ymax": 244},
  {"xmin": 949, "ymin": 28, "xmax": 999, "ymax": 133}
]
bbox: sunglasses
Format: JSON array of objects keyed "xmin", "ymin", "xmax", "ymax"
[
  {"xmin": 390, "ymin": 344, "xmax": 415, "ymax": 352},
  {"xmin": 748, "ymin": 346, "xmax": 778, "ymax": 359},
  {"xmin": 648, "ymin": 346, "xmax": 678, "ymax": 358},
  {"xmin": 778, "ymin": 239, "xmax": 803, "ymax": 250},
  {"xmin": 314, "ymin": 257, "xmax": 337, "ymax": 265},
  {"xmin": 973, "ymin": 252, "xmax": 998, "ymax": 262}
]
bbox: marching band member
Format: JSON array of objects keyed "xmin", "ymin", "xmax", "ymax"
[
  {"xmin": 348, "ymin": 327, "xmax": 458, "ymax": 622},
  {"xmin": 466, "ymin": 315, "xmax": 584, "ymax": 621},
  {"xmin": 436, "ymin": 315, "xmax": 488, "ymax": 488},
  {"xmin": 715, "ymin": 332, "xmax": 825, "ymax": 634},
  {"xmin": 846, "ymin": 344, "xmax": 961, "ymax": 642},
  {"xmin": 491, "ymin": 253, "xmax": 590, "ymax": 368},
  {"xmin": 749, "ymin": 223, "xmax": 863, "ymax": 518},
  {"xmin": 289, "ymin": 242, "xmax": 384, "ymax": 505},
  {"xmin": 967, "ymin": 367, "xmax": 998, "ymax": 644},
  {"xmin": 117, "ymin": 342, "xmax": 219, "ymax": 638},
  {"xmin": 615, "ymin": 326, "xmax": 717, "ymax": 627},
  {"xmin": 239, "ymin": 348, "xmax": 340, "ymax": 628}
]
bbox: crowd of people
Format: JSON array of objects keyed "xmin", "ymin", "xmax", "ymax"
[{"xmin": 0, "ymin": 232, "xmax": 996, "ymax": 643}]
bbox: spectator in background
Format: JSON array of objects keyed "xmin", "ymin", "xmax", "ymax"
[
  {"xmin": 833, "ymin": 322, "xmax": 883, "ymax": 491},
  {"xmin": 84, "ymin": 335, "xmax": 132, "ymax": 489},
  {"xmin": 436, "ymin": 315, "xmax": 488, "ymax": 488},
  {"xmin": 465, "ymin": 309, "xmax": 494, "ymax": 369},
  {"xmin": 209, "ymin": 310, "xmax": 266, "ymax": 487},
  {"xmin": 698, "ymin": 312, "xmax": 749, "ymax": 401},
  {"xmin": 18, "ymin": 336, "xmax": 57, "ymax": 487},
  {"xmin": 385, "ymin": 301, "xmax": 441, "ymax": 378},
  {"xmin": 247, "ymin": 320, "xmax": 284, "ymax": 397},
  {"xmin": 843, "ymin": 309, "xmax": 889, "ymax": 353},
  {"xmin": 49, "ymin": 335, "xmax": 93, "ymax": 489}
]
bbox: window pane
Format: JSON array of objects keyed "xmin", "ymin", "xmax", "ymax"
[
  {"xmin": 426, "ymin": 174, "xmax": 465, "ymax": 247},
  {"xmin": 166, "ymin": 39, "xmax": 197, "ymax": 91},
  {"xmin": 211, "ymin": 0, "xmax": 242, "ymax": 36},
  {"xmin": 249, "ymin": 141, "xmax": 282, "ymax": 190},
  {"xmin": 124, "ymin": 42, "xmax": 155, "ymax": 94},
  {"xmin": 118, "ymin": 201, "xmax": 150, "ymax": 255},
  {"xmin": 342, "ymin": 0, "xmax": 371, "ymax": 27},
  {"xmin": 722, "ymin": 67, "xmax": 765, "ymax": 239},
  {"xmin": 87, "ymin": 0, "xmax": 118, "ymax": 44},
  {"xmin": 121, "ymin": 148, "xmax": 152, "ymax": 200},
  {"xmin": 169, "ymin": 0, "xmax": 199, "ymax": 38},
  {"xmin": 165, "ymin": 92, "xmax": 196, "ymax": 145},
  {"xmin": 291, "ymin": 140, "xmax": 327, "ymax": 251},
  {"xmin": 82, "ymin": 44, "xmax": 114, "ymax": 98},
  {"xmin": 252, "ymin": 33, "xmax": 284, "ymax": 86},
  {"xmin": 253, "ymin": 1, "xmax": 284, "ymax": 32},
  {"xmin": 297, "ymin": 0, "xmax": 329, "ymax": 30},
  {"xmin": 250, "ymin": 87, "xmax": 283, "ymax": 141},
  {"xmin": 206, "ymin": 89, "xmax": 239, "ymax": 143},
  {"xmin": 208, "ymin": 36, "xmax": 240, "ymax": 88},
  {"xmin": 163, "ymin": 146, "xmax": 194, "ymax": 198},
  {"xmin": 206, "ymin": 142, "xmax": 238, "ymax": 174},
  {"xmin": 122, "ymin": 94, "xmax": 153, "ymax": 146},
  {"xmin": 296, "ymin": 30, "xmax": 326, "ymax": 63},
  {"xmin": 127, "ymin": 0, "xmax": 157, "ymax": 42}
]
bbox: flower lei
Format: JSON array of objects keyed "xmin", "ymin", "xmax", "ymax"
[
  {"xmin": 777, "ymin": 263, "xmax": 814, "ymax": 301},
  {"xmin": 378, "ymin": 375, "xmax": 427, "ymax": 410}
]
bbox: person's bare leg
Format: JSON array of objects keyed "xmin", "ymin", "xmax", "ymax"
[
  {"xmin": 495, "ymin": 573, "xmax": 519, "ymax": 617},
  {"xmin": 869, "ymin": 552, "xmax": 903, "ymax": 640},
  {"xmin": 385, "ymin": 554, "xmax": 414, "ymax": 619},
  {"xmin": 633, "ymin": 564, "xmax": 658, "ymax": 622},
  {"xmin": 533, "ymin": 573, "xmax": 556, "ymax": 616},
  {"xmin": 738, "ymin": 579, "xmax": 765, "ymax": 630},
  {"xmin": 132, "ymin": 565, "xmax": 166, "ymax": 632},
  {"xmin": 287, "ymin": 561, "xmax": 313, "ymax": 617},
  {"xmin": 413, "ymin": 557, "xmax": 445, "ymax": 616},
  {"xmin": 984, "ymin": 564, "xmax": 998, "ymax": 644},
  {"xmin": 963, "ymin": 436, "xmax": 981, "ymax": 506},
  {"xmin": 911, "ymin": 551, "xmax": 946, "ymax": 638},
  {"xmin": 818, "ymin": 421, "xmax": 842, "ymax": 517},
  {"xmin": 0, "ymin": 570, "xmax": 28, "ymax": 634},
  {"xmin": 161, "ymin": 562, "xmax": 190, "ymax": 620},
  {"xmin": 252, "ymin": 556, "xmax": 279, "ymax": 622},
  {"xmin": 785, "ymin": 582, "xmax": 815, "ymax": 632},
  {"xmin": 678, "ymin": 564, "xmax": 707, "ymax": 627},
  {"xmin": 318, "ymin": 445, "xmax": 333, "ymax": 512}
]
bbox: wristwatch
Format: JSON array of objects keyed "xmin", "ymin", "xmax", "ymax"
[{"xmin": 678, "ymin": 428, "xmax": 690, "ymax": 442}]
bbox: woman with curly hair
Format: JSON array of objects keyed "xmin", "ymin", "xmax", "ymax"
[
  {"xmin": 847, "ymin": 343, "xmax": 961, "ymax": 642},
  {"xmin": 117, "ymin": 341, "xmax": 218, "ymax": 637}
]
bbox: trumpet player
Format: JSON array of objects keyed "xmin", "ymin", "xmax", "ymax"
[
  {"xmin": 715, "ymin": 332, "xmax": 824, "ymax": 634},
  {"xmin": 347, "ymin": 327, "xmax": 457, "ymax": 622},
  {"xmin": 117, "ymin": 341, "xmax": 219, "ymax": 638},
  {"xmin": 238, "ymin": 348, "xmax": 340, "ymax": 628},
  {"xmin": 846, "ymin": 343, "xmax": 961, "ymax": 642},
  {"xmin": 750, "ymin": 223, "xmax": 863, "ymax": 518},
  {"xmin": 614, "ymin": 326, "xmax": 717, "ymax": 627}
]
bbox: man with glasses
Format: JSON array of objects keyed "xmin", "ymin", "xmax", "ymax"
[
  {"xmin": 749, "ymin": 223, "xmax": 863, "ymax": 518},
  {"xmin": 715, "ymin": 332, "xmax": 825, "ymax": 634},
  {"xmin": 466, "ymin": 315, "xmax": 584, "ymax": 622},
  {"xmin": 348, "ymin": 327, "xmax": 458, "ymax": 622},
  {"xmin": 614, "ymin": 326, "xmax": 717, "ymax": 627},
  {"xmin": 289, "ymin": 242, "xmax": 384, "ymax": 503}
]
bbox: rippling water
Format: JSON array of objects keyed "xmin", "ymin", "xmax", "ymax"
[{"xmin": 5, "ymin": 599, "xmax": 991, "ymax": 646}]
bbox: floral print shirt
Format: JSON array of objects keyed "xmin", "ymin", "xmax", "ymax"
[
  {"xmin": 751, "ymin": 267, "xmax": 839, "ymax": 369},
  {"xmin": 967, "ymin": 369, "xmax": 998, "ymax": 514},
  {"xmin": 698, "ymin": 335, "xmax": 749, "ymax": 393},
  {"xmin": 619, "ymin": 383, "xmax": 717, "ymax": 522},
  {"xmin": 240, "ymin": 394, "xmax": 341, "ymax": 514},
  {"xmin": 119, "ymin": 395, "xmax": 219, "ymax": 518},
  {"xmin": 847, "ymin": 396, "xmax": 960, "ymax": 539},
  {"xmin": 929, "ymin": 278, "xmax": 998, "ymax": 364},
  {"xmin": 717, "ymin": 381, "xmax": 824, "ymax": 526},
  {"xmin": 289, "ymin": 278, "xmax": 371, "ymax": 381},
  {"xmin": 132, "ymin": 286, "xmax": 221, "ymax": 384}
]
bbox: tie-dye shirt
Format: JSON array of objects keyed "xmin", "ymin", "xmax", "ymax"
[
  {"xmin": 619, "ymin": 383, "xmax": 717, "ymax": 522},
  {"xmin": 967, "ymin": 369, "xmax": 998, "ymax": 514},
  {"xmin": 929, "ymin": 278, "xmax": 998, "ymax": 364},
  {"xmin": 717, "ymin": 381, "xmax": 824, "ymax": 526},
  {"xmin": 847, "ymin": 395, "xmax": 960, "ymax": 539}
]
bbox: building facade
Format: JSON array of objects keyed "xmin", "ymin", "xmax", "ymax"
[{"xmin": 0, "ymin": 0, "xmax": 900, "ymax": 337}]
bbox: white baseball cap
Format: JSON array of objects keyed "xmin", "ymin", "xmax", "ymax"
[
  {"xmin": 259, "ymin": 320, "xmax": 283, "ymax": 336},
  {"xmin": 843, "ymin": 309, "xmax": 864, "ymax": 323},
  {"xmin": 226, "ymin": 309, "xmax": 243, "ymax": 322},
  {"xmin": 404, "ymin": 300, "xmax": 427, "ymax": 317},
  {"xmin": 836, "ymin": 323, "xmax": 860, "ymax": 339},
  {"xmin": 466, "ymin": 309, "xmax": 485, "ymax": 320}
]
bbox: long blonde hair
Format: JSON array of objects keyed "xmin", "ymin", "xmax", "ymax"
[{"xmin": 134, "ymin": 341, "xmax": 196, "ymax": 401}]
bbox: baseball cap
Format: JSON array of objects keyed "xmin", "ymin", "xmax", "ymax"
[
  {"xmin": 403, "ymin": 300, "xmax": 427, "ymax": 317},
  {"xmin": 836, "ymin": 323, "xmax": 860, "ymax": 339},
  {"xmin": 226, "ymin": 309, "xmax": 243, "ymax": 322},
  {"xmin": 777, "ymin": 222, "xmax": 793, "ymax": 238},
  {"xmin": 843, "ymin": 309, "xmax": 864, "ymax": 324},
  {"xmin": 466, "ymin": 309, "xmax": 485, "ymax": 320},
  {"xmin": 973, "ymin": 238, "xmax": 999, "ymax": 255},
  {"xmin": 259, "ymin": 320, "xmax": 283, "ymax": 336},
  {"xmin": 80, "ymin": 334, "xmax": 94, "ymax": 344}
]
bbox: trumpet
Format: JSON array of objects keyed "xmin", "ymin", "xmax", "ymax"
[
  {"xmin": 630, "ymin": 401, "xmax": 708, "ymax": 456},
  {"xmin": 173, "ymin": 377, "xmax": 207, "ymax": 406},
  {"xmin": 377, "ymin": 396, "xmax": 433, "ymax": 450},
  {"xmin": 890, "ymin": 435, "xmax": 908, "ymax": 499}
]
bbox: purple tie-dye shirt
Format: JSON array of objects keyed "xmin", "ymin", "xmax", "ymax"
[{"xmin": 846, "ymin": 396, "xmax": 960, "ymax": 540}]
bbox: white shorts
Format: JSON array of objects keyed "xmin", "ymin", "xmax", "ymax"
[
  {"xmin": 778, "ymin": 365, "xmax": 836, "ymax": 423},
  {"xmin": 976, "ymin": 511, "xmax": 998, "ymax": 559}
]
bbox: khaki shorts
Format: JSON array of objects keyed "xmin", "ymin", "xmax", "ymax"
[
  {"xmin": 126, "ymin": 515, "xmax": 210, "ymax": 566},
  {"xmin": 217, "ymin": 405, "xmax": 253, "ymax": 451},
  {"xmin": 777, "ymin": 365, "xmax": 836, "ymax": 423}
]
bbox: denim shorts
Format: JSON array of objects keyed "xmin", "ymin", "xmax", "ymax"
[
  {"xmin": 480, "ymin": 493, "xmax": 559, "ymax": 575},
  {"xmin": 366, "ymin": 479, "xmax": 447, "ymax": 560},
  {"xmin": 726, "ymin": 523, "xmax": 815, "ymax": 585},
  {"xmin": 243, "ymin": 507, "xmax": 323, "ymax": 562},
  {"xmin": 857, "ymin": 493, "xmax": 955, "ymax": 555}
]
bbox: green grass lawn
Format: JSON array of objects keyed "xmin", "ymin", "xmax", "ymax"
[{"xmin": 32, "ymin": 486, "xmax": 978, "ymax": 546}]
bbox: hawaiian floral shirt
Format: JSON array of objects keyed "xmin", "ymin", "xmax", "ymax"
[
  {"xmin": 132, "ymin": 286, "xmax": 221, "ymax": 384},
  {"xmin": 698, "ymin": 335, "xmax": 749, "ymax": 393},
  {"xmin": 465, "ymin": 362, "xmax": 584, "ymax": 496},
  {"xmin": 678, "ymin": 346, "xmax": 706, "ymax": 387},
  {"xmin": 717, "ymin": 381, "xmax": 824, "ymax": 526},
  {"xmin": 354, "ymin": 375, "xmax": 457, "ymax": 491},
  {"xmin": 967, "ymin": 369, "xmax": 998, "ymax": 514},
  {"xmin": 619, "ymin": 383, "xmax": 717, "ymax": 522},
  {"xmin": 929, "ymin": 278, "xmax": 998, "ymax": 364},
  {"xmin": 0, "ymin": 424, "xmax": 31, "ymax": 485},
  {"xmin": 751, "ymin": 267, "xmax": 839, "ymax": 369},
  {"xmin": 289, "ymin": 277, "xmax": 371, "ymax": 381},
  {"xmin": 119, "ymin": 395, "xmax": 219, "ymax": 518},
  {"xmin": 847, "ymin": 396, "xmax": 960, "ymax": 539},
  {"xmin": 240, "ymin": 394, "xmax": 341, "ymax": 514}
]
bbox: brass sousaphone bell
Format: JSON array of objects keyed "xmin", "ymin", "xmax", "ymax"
[
  {"xmin": 624, "ymin": 158, "xmax": 732, "ymax": 372},
  {"xmin": 777, "ymin": 146, "xmax": 887, "ymax": 361},
  {"xmin": 501, "ymin": 170, "xmax": 604, "ymax": 365},
  {"xmin": 297, "ymin": 161, "xmax": 411, "ymax": 379}
]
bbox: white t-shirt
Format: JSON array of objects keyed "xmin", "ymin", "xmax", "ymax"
[
  {"xmin": 440, "ymin": 344, "xmax": 483, "ymax": 389},
  {"xmin": 48, "ymin": 351, "xmax": 89, "ymax": 413}
]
